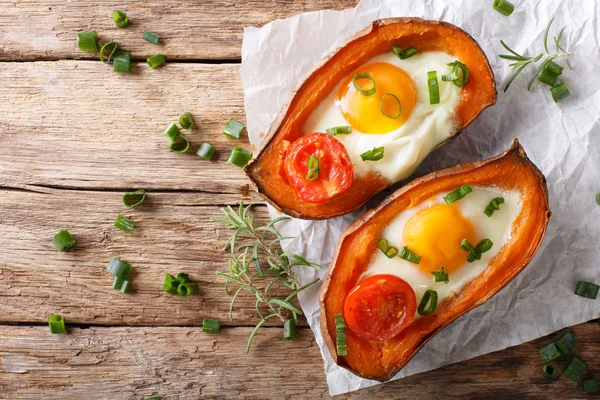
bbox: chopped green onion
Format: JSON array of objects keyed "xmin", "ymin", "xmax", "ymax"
[
  {"xmin": 417, "ymin": 289, "xmax": 438, "ymax": 316},
  {"xmin": 162, "ymin": 273, "xmax": 180, "ymax": 294},
  {"xmin": 431, "ymin": 267, "xmax": 449, "ymax": 284},
  {"xmin": 563, "ymin": 356, "xmax": 587, "ymax": 381},
  {"xmin": 596, "ymin": 193, "xmax": 600, "ymax": 205},
  {"xmin": 442, "ymin": 61, "xmax": 469, "ymax": 87},
  {"xmin": 202, "ymin": 318, "xmax": 221, "ymax": 333},
  {"xmin": 460, "ymin": 238, "xmax": 479, "ymax": 261},
  {"xmin": 399, "ymin": 246, "xmax": 421, "ymax": 264},
  {"xmin": 164, "ymin": 123, "xmax": 180, "ymax": 141},
  {"xmin": 114, "ymin": 215, "xmax": 134, "ymax": 233},
  {"xmin": 380, "ymin": 93, "xmax": 401, "ymax": 119},
  {"xmin": 335, "ymin": 314, "xmax": 347, "ymax": 356},
  {"xmin": 352, "ymin": 72, "xmax": 376, "ymax": 96},
  {"xmin": 555, "ymin": 331, "xmax": 578, "ymax": 354},
  {"xmin": 176, "ymin": 272, "xmax": 190, "ymax": 283},
  {"xmin": 177, "ymin": 281, "xmax": 199, "ymax": 296},
  {"xmin": 227, "ymin": 146, "xmax": 252, "ymax": 168},
  {"xmin": 360, "ymin": 146, "xmax": 384, "ymax": 162},
  {"xmin": 169, "ymin": 134, "xmax": 190, "ymax": 153},
  {"xmin": 583, "ymin": 378, "xmax": 599, "ymax": 394},
  {"xmin": 77, "ymin": 30, "xmax": 99, "ymax": 52},
  {"xmin": 178, "ymin": 112, "xmax": 194, "ymax": 129},
  {"xmin": 112, "ymin": 276, "xmax": 130, "ymax": 293},
  {"xmin": 493, "ymin": 0, "xmax": 515, "ymax": 16},
  {"xmin": 306, "ymin": 155, "xmax": 319, "ymax": 181},
  {"xmin": 106, "ymin": 257, "xmax": 133, "ymax": 279},
  {"xmin": 142, "ymin": 31, "xmax": 160, "ymax": 45},
  {"xmin": 461, "ymin": 238, "xmax": 493, "ymax": 263},
  {"xmin": 325, "ymin": 126, "xmax": 352, "ymax": 136},
  {"xmin": 196, "ymin": 143, "xmax": 215, "ymax": 160},
  {"xmin": 113, "ymin": 50, "xmax": 131, "ymax": 74},
  {"xmin": 575, "ymin": 280, "xmax": 599, "ymax": 299},
  {"xmin": 540, "ymin": 341, "xmax": 562, "ymax": 362},
  {"xmin": 541, "ymin": 363, "xmax": 558, "ymax": 378},
  {"xmin": 484, "ymin": 197, "xmax": 505, "ymax": 217},
  {"xmin": 378, "ymin": 238, "xmax": 399, "ymax": 259},
  {"xmin": 113, "ymin": 10, "xmax": 129, "ymax": 28},
  {"xmin": 443, "ymin": 184, "xmax": 472, "ymax": 204},
  {"xmin": 539, "ymin": 69, "xmax": 559, "ymax": 87},
  {"xmin": 146, "ymin": 53, "xmax": 165, "ymax": 69},
  {"xmin": 223, "ymin": 118, "xmax": 245, "ymax": 139},
  {"xmin": 392, "ymin": 46, "xmax": 420, "ymax": 60},
  {"xmin": 99, "ymin": 41, "xmax": 118, "ymax": 64},
  {"xmin": 122, "ymin": 190, "xmax": 146, "ymax": 208},
  {"xmin": 546, "ymin": 61, "xmax": 564, "ymax": 76},
  {"xmin": 52, "ymin": 229, "xmax": 76, "ymax": 252},
  {"xmin": 48, "ymin": 314, "xmax": 66, "ymax": 334},
  {"xmin": 427, "ymin": 71, "xmax": 440, "ymax": 104},
  {"xmin": 475, "ymin": 238, "xmax": 494, "ymax": 253},
  {"xmin": 145, "ymin": 397, "xmax": 162, "ymax": 400},
  {"xmin": 283, "ymin": 319, "xmax": 297, "ymax": 340},
  {"xmin": 551, "ymin": 82, "xmax": 570, "ymax": 103}
]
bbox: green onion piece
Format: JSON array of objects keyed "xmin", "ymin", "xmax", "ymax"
[
  {"xmin": 77, "ymin": 30, "xmax": 99, "ymax": 52},
  {"xmin": 99, "ymin": 41, "xmax": 117, "ymax": 64},
  {"xmin": 169, "ymin": 134, "xmax": 190, "ymax": 153},
  {"xmin": 392, "ymin": 46, "xmax": 420, "ymax": 60},
  {"xmin": 352, "ymin": 72, "xmax": 376, "ymax": 96},
  {"xmin": 541, "ymin": 363, "xmax": 558, "ymax": 378},
  {"xmin": 177, "ymin": 281, "xmax": 199, "ymax": 296},
  {"xmin": 546, "ymin": 61, "xmax": 564, "ymax": 76},
  {"xmin": 596, "ymin": 193, "xmax": 600, "ymax": 205},
  {"xmin": 106, "ymin": 257, "xmax": 133, "ymax": 279},
  {"xmin": 493, "ymin": 0, "xmax": 515, "ymax": 16},
  {"xmin": 443, "ymin": 184, "xmax": 473, "ymax": 204},
  {"xmin": 551, "ymin": 82, "xmax": 570, "ymax": 103},
  {"xmin": 540, "ymin": 341, "xmax": 562, "ymax": 362},
  {"xmin": 122, "ymin": 190, "xmax": 146, "ymax": 208},
  {"xmin": 539, "ymin": 69, "xmax": 559, "ymax": 87},
  {"xmin": 583, "ymin": 378, "xmax": 599, "ymax": 394},
  {"xmin": 563, "ymin": 356, "xmax": 587, "ymax": 381},
  {"xmin": 112, "ymin": 276, "xmax": 130, "ymax": 293},
  {"xmin": 431, "ymin": 267, "xmax": 449, "ymax": 283},
  {"xmin": 360, "ymin": 146, "xmax": 384, "ymax": 161},
  {"xmin": 114, "ymin": 214, "xmax": 134, "ymax": 233},
  {"xmin": 461, "ymin": 238, "xmax": 481, "ymax": 263},
  {"xmin": 227, "ymin": 146, "xmax": 252, "ymax": 168},
  {"xmin": 223, "ymin": 117, "xmax": 245, "ymax": 139},
  {"xmin": 378, "ymin": 238, "xmax": 399, "ymax": 259},
  {"xmin": 113, "ymin": 10, "xmax": 129, "ymax": 28},
  {"xmin": 575, "ymin": 280, "xmax": 600, "ymax": 299},
  {"xmin": 475, "ymin": 238, "xmax": 494, "ymax": 253},
  {"xmin": 427, "ymin": 71, "xmax": 440, "ymax": 104},
  {"xmin": 380, "ymin": 93, "xmax": 401, "ymax": 119},
  {"xmin": 113, "ymin": 50, "xmax": 131, "ymax": 74},
  {"xmin": 283, "ymin": 319, "xmax": 297, "ymax": 340},
  {"xmin": 417, "ymin": 289, "xmax": 438, "ymax": 316},
  {"xmin": 399, "ymin": 246, "xmax": 421, "ymax": 264},
  {"xmin": 335, "ymin": 314, "xmax": 347, "ymax": 356},
  {"xmin": 443, "ymin": 61, "xmax": 469, "ymax": 87},
  {"xmin": 196, "ymin": 143, "xmax": 215, "ymax": 160},
  {"xmin": 441, "ymin": 72, "xmax": 458, "ymax": 82},
  {"xmin": 178, "ymin": 112, "xmax": 194, "ymax": 130},
  {"xmin": 145, "ymin": 397, "xmax": 162, "ymax": 400},
  {"xmin": 306, "ymin": 155, "xmax": 319, "ymax": 181},
  {"xmin": 146, "ymin": 53, "xmax": 165, "ymax": 69},
  {"xmin": 555, "ymin": 331, "xmax": 578, "ymax": 354},
  {"xmin": 164, "ymin": 123, "xmax": 180, "ymax": 141},
  {"xmin": 48, "ymin": 314, "xmax": 66, "ymax": 334},
  {"xmin": 52, "ymin": 229, "xmax": 76, "ymax": 252},
  {"xmin": 176, "ymin": 272, "xmax": 190, "ymax": 283},
  {"xmin": 484, "ymin": 197, "xmax": 505, "ymax": 217},
  {"xmin": 142, "ymin": 31, "xmax": 160, "ymax": 45},
  {"xmin": 202, "ymin": 318, "xmax": 221, "ymax": 333},
  {"xmin": 162, "ymin": 273, "xmax": 180, "ymax": 294},
  {"xmin": 325, "ymin": 126, "xmax": 352, "ymax": 136}
]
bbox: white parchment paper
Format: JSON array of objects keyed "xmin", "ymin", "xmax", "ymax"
[{"xmin": 241, "ymin": 0, "xmax": 600, "ymax": 395}]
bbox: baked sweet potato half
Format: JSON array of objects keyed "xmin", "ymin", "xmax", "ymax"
[
  {"xmin": 319, "ymin": 139, "xmax": 550, "ymax": 381},
  {"xmin": 245, "ymin": 18, "xmax": 497, "ymax": 219}
]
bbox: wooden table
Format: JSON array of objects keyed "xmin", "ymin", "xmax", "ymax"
[{"xmin": 0, "ymin": 1, "xmax": 596, "ymax": 398}]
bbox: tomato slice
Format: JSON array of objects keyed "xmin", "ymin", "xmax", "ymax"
[
  {"xmin": 284, "ymin": 132, "xmax": 353, "ymax": 203},
  {"xmin": 343, "ymin": 274, "xmax": 417, "ymax": 341}
]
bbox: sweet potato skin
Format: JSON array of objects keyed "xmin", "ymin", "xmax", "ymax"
[
  {"xmin": 319, "ymin": 139, "xmax": 551, "ymax": 381},
  {"xmin": 245, "ymin": 18, "xmax": 497, "ymax": 219}
]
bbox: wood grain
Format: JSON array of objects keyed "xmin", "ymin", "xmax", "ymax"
[
  {"xmin": 1, "ymin": 322, "xmax": 598, "ymax": 399},
  {"xmin": 0, "ymin": 0, "xmax": 358, "ymax": 61}
]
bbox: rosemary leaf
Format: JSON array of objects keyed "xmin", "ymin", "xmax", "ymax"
[{"xmin": 544, "ymin": 17, "xmax": 555, "ymax": 54}]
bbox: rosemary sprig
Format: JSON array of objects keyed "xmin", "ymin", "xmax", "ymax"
[
  {"xmin": 214, "ymin": 201, "xmax": 320, "ymax": 352},
  {"xmin": 500, "ymin": 18, "xmax": 573, "ymax": 92}
]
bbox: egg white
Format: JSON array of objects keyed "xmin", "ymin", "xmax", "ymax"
[{"xmin": 303, "ymin": 51, "xmax": 463, "ymax": 183}]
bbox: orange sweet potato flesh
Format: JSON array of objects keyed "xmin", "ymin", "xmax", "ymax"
[
  {"xmin": 319, "ymin": 139, "xmax": 551, "ymax": 381},
  {"xmin": 245, "ymin": 18, "xmax": 497, "ymax": 219}
]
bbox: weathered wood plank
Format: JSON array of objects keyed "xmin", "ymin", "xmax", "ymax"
[
  {"xmin": 1, "ymin": 322, "xmax": 598, "ymax": 399},
  {"xmin": 0, "ymin": 188, "xmax": 304, "ymax": 326},
  {"xmin": 0, "ymin": 0, "xmax": 358, "ymax": 61}
]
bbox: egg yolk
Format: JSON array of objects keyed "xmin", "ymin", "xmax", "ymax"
[
  {"xmin": 402, "ymin": 203, "xmax": 477, "ymax": 275},
  {"xmin": 336, "ymin": 62, "xmax": 417, "ymax": 134}
]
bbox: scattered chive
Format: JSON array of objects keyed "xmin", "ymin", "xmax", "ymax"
[
  {"xmin": 113, "ymin": 10, "xmax": 129, "ymax": 28},
  {"xmin": 475, "ymin": 238, "xmax": 494, "ymax": 253},
  {"xmin": 427, "ymin": 71, "xmax": 440, "ymax": 104},
  {"xmin": 444, "ymin": 184, "xmax": 473, "ymax": 204},
  {"xmin": 555, "ymin": 331, "xmax": 578, "ymax": 354},
  {"xmin": 142, "ymin": 31, "xmax": 160, "ymax": 45},
  {"xmin": 493, "ymin": 0, "xmax": 515, "ymax": 16},
  {"xmin": 164, "ymin": 123, "xmax": 180, "ymax": 141},
  {"xmin": 360, "ymin": 146, "xmax": 384, "ymax": 161},
  {"xmin": 169, "ymin": 134, "xmax": 190, "ymax": 153},
  {"xmin": 484, "ymin": 197, "xmax": 505, "ymax": 217},
  {"xmin": 162, "ymin": 273, "xmax": 180, "ymax": 294},
  {"xmin": 378, "ymin": 238, "xmax": 399, "ymax": 259},
  {"xmin": 325, "ymin": 126, "xmax": 352, "ymax": 136},
  {"xmin": 399, "ymin": 246, "xmax": 421, "ymax": 264},
  {"xmin": 77, "ymin": 30, "xmax": 99, "ymax": 52},
  {"xmin": 177, "ymin": 281, "xmax": 199, "ymax": 296},
  {"xmin": 227, "ymin": 146, "xmax": 252, "ymax": 168},
  {"xmin": 122, "ymin": 190, "xmax": 146, "ymax": 208},
  {"xmin": 540, "ymin": 341, "xmax": 562, "ymax": 362},
  {"xmin": 112, "ymin": 276, "xmax": 130, "ymax": 293},
  {"xmin": 542, "ymin": 363, "xmax": 558, "ymax": 378},
  {"xmin": 392, "ymin": 46, "xmax": 420, "ymax": 60},
  {"xmin": 335, "ymin": 314, "xmax": 347, "ymax": 356},
  {"xmin": 176, "ymin": 272, "xmax": 190, "ymax": 283},
  {"xmin": 178, "ymin": 112, "xmax": 194, "ymax": 129},
  {"xmin": 223, "ymin": 118, "xmax": 245, "ymax": 139},
  {"xmin": 305, "ymin": 155, "xmax": 319, "ymax": 181},
  {"xmin": 99, "ymin": 41, "xmax": 117, "ymax": 64},
  {"xmin": 113, "ymin": 50, "xmax": 131, "ymax": 74},
  {"xmin": 583, "ymin": 378, "xmax": 599, "ymax": 394},
  {"xmin": 563, "ymin": 356, "xmax": 587, "ymax": 381},
  {"xmin": 431, "ymin": 267, "xmax": 449, "ymax": 284},
  {"xmin": 551, "ymin": 82, "xmax": 570, "ymax": 103},
  {"xmin": 197, "ymin": 143, "xmax": 216, "ymax": 160},
  {"xmin": 575, "ymin": 281, "xmax": 600, "ymax": 300},
  {"xmin": 460, "ymin": 238, "xmax": 479, "ymax": 262},
  {"xmin": 52, "ymin": 229, "xmax": 76, "ymax": 252},
  {"xmin": 442, "ymin": 61, "xmax": 469, "ymax": 87},
  {"xmin": 352, "ymin": 72, "xmax": 376, "ymax": 96},
  {"xmin": 146, "ymin": 53, "xmax": 165, "ymax": 69},
  {"xmin": 114, "ymin": 215, "xmax": 134, "ymax": 233},
  {"xmin": 48, "ymin": 314, "xmax": 66, "ymax": 334},
  {"xmin": 461, "ymin": 238, "xmax": 493, "ymax": 263},
  {"xmin": 106, "ymin": 257, "xmax": 133, "ymax": 279},
  {"xmin": 417, "ymin": 289, "xmax": 438, "ymax": 316},
  {"xmin": 202, "ymin": 318, "xmax": 221, "ymax": 333},
  {"xmin": 380, "ymin": 93, "xmax": 401, "ymax": 119},
  {"xmin": 283, "ymin": 319, "xmax": 297, "ymax": 340}
]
